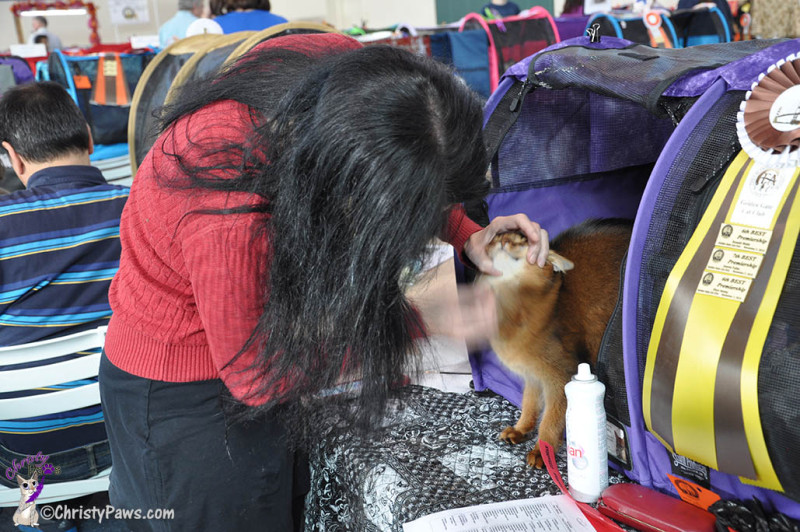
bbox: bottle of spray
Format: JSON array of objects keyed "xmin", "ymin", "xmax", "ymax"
[{"xmin": 565, "ymin": 363, "xmax": 608, "ymax": 503}]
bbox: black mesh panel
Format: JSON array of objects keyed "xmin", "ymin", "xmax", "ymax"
[
  {"xmin": 188, "ymin": 43, "xmax": 243, "ymax": 83},
  {"xmin": 758, "ymin": 230, "xmax": 800, "ymax": 497},
  {"xmin": 494, "ymin": 87, "xmax": 674, "ymax": 189},
  {"xmin": 47, "ymin": 54, "xmax": 68, "ymax": 88},
  {"xmin": 133, "ymin": 51, "xmax": 196, "ymax": 168},
  {"xmin": 619, "ymin": 19, "xmax": 652, "ymax": 47},
  {"xmin": 528, "ymin": 40, "xmax": 780, "ymax": 117},
  {"xmin": 593, "ymin": 18, "xmax": 621, "ymax": 39},
  {"xmin": 485, "ymin": 17, "xmax": 557, "ymax": 78},
  {"xmin": 597, "ymin": 252, "xmax": 630, "ymax": 428},
  {"xmin": 670, "ymin": 8, "xmax": 729, "ymax": 47},
  {"xmin": 121, "ymin": 54, "xmax": 153, "ymax": 96}
]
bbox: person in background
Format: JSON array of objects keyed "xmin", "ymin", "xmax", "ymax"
[
  {"xmin": 33, "ymin": 34, "xmax": 49, "ymax": 49},
  {"xmin": 211, "ymin": 0, "xmax": 287, "ymax": 33},
  {"xmin": 482, "ymin": 0, "xmax": 521, "ymax": 19},
  {"xmin": 27, "ymin": 16, "xmax": 63, "ymax": 52},
  {"xmin": 99, "ymin": 33, "xmax": 549, "ymax": 531},
  {"xmin": 0, "ymin": 82, "xmax": 127, "ymax": 496},
  {"xmin": 159, "ymin": 0, "xmax": 205, "ymax": 48}
]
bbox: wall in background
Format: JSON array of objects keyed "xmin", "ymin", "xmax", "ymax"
[
  {"xmin": 0, "ymin": 0, "xmax": 576, "ymax": 52},
  {"xmin": 325, "ymin": 0, "xmax": 436, "ymax": 30},
  {"xmin": 0, "ymin": 0, "xmax": 673, "ymax": 54},
  {"xmin": 0, "ymin": 0, "xmax": 332, "ymax": 51}
]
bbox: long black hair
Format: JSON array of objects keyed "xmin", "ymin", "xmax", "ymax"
[{"xmin": 161, "ymin": 37, "xmax": 490, "ymax": 432}]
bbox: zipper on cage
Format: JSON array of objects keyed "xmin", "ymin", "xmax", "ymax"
[{"xmin": 509, "ymin": 79, "xmax": 532, "ymax": 112}]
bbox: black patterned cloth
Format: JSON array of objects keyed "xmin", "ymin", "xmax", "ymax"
[{"xmin": 304, "ymin": 385, "xmax": 631, "ymax": 531}]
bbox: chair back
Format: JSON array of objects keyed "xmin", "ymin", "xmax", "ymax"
[
  {"xmin": 0, "ymin": 326, "xmax": 107, "ymax": 420},
  {"xmin": 0, "ymin": 326, "xmax": 111, "ymax": 506}
]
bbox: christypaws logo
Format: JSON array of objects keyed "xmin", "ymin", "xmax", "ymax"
[
  {"xmin": 7, "ymin": 452, "xmax": 61, "ymax": 527},
  {"xmin": 6, "ymin": 451, "xmax": 62, "ymax": 483}
]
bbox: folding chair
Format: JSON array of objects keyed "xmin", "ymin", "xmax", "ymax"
[{"xmin": 0, "ymin": 326, "xmax": 111, "ymax": 506}]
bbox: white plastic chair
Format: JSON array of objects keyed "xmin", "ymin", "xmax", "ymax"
[{"xmin": 0, "ymin": 326, "xmax": 111, "ymax": 506}]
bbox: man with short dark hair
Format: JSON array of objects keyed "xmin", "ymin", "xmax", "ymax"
[
  {"xmin": 0, "ymin": 82, "xmax": 127, "ymax": 490},
  {"xmin": 27, "ymin": 15, "xmax": 63, "ymax": 52}
]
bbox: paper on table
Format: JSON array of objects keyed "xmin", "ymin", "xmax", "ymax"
[{"xmin": 402, "ymin": 494, "xmax": 596, "ymax": 532}]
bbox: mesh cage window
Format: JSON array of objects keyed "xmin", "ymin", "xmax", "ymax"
[
  {"xmin": 527, "ymin": 40, "xmax": 781, "ymax": 117},
  {"xmin": 486, "ymin": 18, "xmax": 557, "ymax": 79},
  {"xmin": 620, "ymin": 19, "xmax": 653, "ymax": 47},
  {"xmin": 670, "ymin": 8, "xmax": 728, "ymax": 46},
  {"xmin": 594, "ymin": 17, "xmax": 621, "ymax": 39},
  {"xmin": 189, "ymin": 44, "xmax": 241, "ymax": 82},
  {"xmin": 134, "ymin": 52, "xmax": 196, "ymax": 168},
  {"xmin": 494, "ymin": 87, "xmax": 674, "ymax": 190},
  {"xmin": 47, "ymin": 54, "xmax": 68, "ymax": 89}
]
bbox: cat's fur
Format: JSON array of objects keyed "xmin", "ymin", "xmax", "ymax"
[
  {"xmin": 479, "ymin": 219, "xmax": 632, "ymax": 468},
  {"xmin": 13, "ymin": 472, "xmax": 39, "ymax": 527}
]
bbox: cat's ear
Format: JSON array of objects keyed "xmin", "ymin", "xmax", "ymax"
[
  {"xmin": 547, "ymin": 252, "xmax": 574, "ymax": 272},
  {"xmin": 16, "ymin": 475, "xmax": 25, "ymax": 486}
]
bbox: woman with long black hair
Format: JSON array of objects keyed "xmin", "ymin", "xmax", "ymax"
[{"xmin": 98, "ymin": 33, "xmax": 548, "ymax": 531}]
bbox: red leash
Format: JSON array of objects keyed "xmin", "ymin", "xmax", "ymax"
[{"xmin": 538, "ymin": 441, "xmax": 625, "ymax": 532}]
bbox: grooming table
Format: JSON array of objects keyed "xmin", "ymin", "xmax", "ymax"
[{"xmin": 304, "ymin": 385, "xmax": 631, "ymax": 531}]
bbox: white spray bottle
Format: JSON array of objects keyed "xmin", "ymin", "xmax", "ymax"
[{"xmin": 565, "ymin": 362, "xmax": 609, "ymax": 503}]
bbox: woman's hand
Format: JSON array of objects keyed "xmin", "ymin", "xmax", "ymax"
[
  {"xmin": 463, "ymin": 213, "xmax": 549, "ymax": 276},
  {"xmin": 410, "ymin": 281, "xmax": 498, "ymax": 350}
]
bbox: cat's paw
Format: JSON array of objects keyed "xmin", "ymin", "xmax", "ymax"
[
  {"xmin": 499, "ymin": 426, "xmax": 527, "ymax": 444},
  {"xmin": 526, "ymin": 442, "xmax": 545, "ymax": 469}
]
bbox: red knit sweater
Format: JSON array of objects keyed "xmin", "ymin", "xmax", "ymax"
[{"xmin": 105, "ymin": 37, "xmax": 482, "ymax": 405}]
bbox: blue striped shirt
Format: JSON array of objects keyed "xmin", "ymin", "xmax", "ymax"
[{"xmin": 0, "ymin": 165, "xmax": 128, "ymax": 454}]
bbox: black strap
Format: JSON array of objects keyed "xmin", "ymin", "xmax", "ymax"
[{"xmin": 482, "ymin": 79, "xmax": 530, "ymax": 166}]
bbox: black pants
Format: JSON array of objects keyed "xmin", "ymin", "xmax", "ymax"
[{"xmin": 99, "ymin": 353, "xmax": 306, "ymax": 531}]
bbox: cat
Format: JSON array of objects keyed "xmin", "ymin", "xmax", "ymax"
[
  {"xmin": 13, "ymin": 472, "xmax": 40, "ymax": 528},
  {"xmin": 479, "ymin": 219, "xmax": 632, "ymax": 469}
]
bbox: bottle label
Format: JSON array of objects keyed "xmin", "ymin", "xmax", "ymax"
[
  {"xmin": 567, "ymin": 442, "xmax": 589, "ymax": 470},
  {"xmin": 565, "ymin": 391, "xmax": 608, "ymax": 500}
]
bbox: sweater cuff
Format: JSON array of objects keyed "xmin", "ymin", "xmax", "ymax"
[{"xmin": 445, "ymin": 205, "xmax": 482, "ymax": 268}]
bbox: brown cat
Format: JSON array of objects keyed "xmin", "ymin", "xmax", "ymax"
[{"xmin": 479, "ymin": 219, "xmax": 632, "ymax": 468}]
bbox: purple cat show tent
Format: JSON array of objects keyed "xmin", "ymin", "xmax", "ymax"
[{"xmin": 471, "ymin": 35, "xmax": 800, "ymax": 520}]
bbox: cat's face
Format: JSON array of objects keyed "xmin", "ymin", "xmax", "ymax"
[
  {"xmin": 486, "ymin": 231, "xmax": 573, "ymax": 281},
  {"xmin": 486, "ymin": 231, "xmax": 529, "ymax": 277},
  {"xmin": 17, "ymin": 474, "xmax": 37, "ymax": 497}
]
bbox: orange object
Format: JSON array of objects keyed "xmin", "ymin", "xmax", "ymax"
[
  {"xmin": 73, "ymin": 75, "xmax": 91, "ymax": 90},
  {"xmin": 644, "ymin": 11, "xmax": 673, "ymax": 49},
  {"xmin": 91, "ymin": 53, "xmax": 130, "ymax": 106},
  {"xmin": 668, "ymin": 474, "xmax": 722, "ymax": 510}
]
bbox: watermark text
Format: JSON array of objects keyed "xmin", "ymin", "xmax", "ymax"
[{"xmin": 39, "ymin": 504, "xmax": 175, "ymax": 524}]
